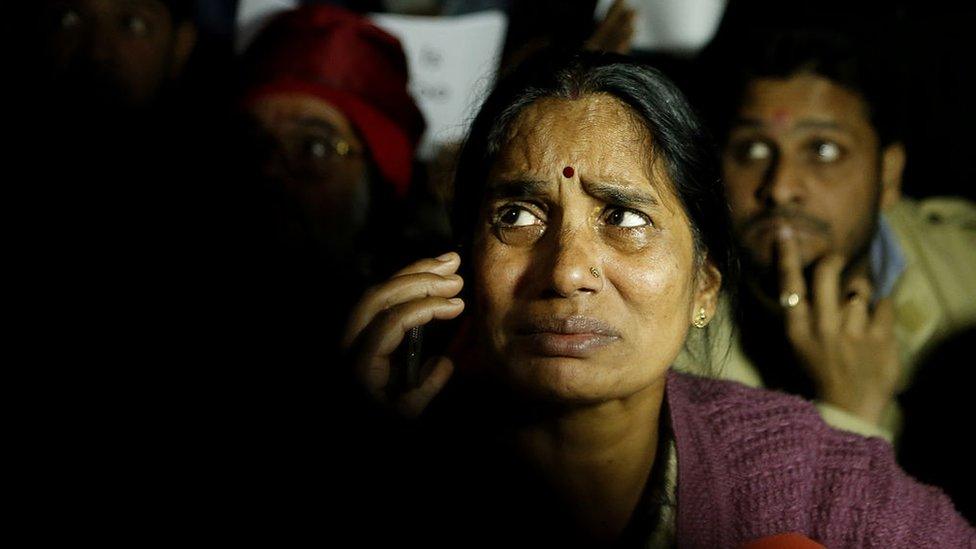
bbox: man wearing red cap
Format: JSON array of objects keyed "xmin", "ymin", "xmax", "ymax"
[{"xmin": 240, "ymin": 5, "xmax": 426, "ymax": 264}]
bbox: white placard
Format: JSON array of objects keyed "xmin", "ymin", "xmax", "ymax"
[
  {"xmin": 595, "ymin": 0, "xmax": 727, "ymax": 55},
  {"xmin": 370, "ymin": 11, "xmax": 508, "ymax": 160},
  {"xmin": 235, "ymin": 0, "xmax": 299, "ymax": 54}
]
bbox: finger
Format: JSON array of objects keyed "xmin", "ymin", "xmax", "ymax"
[
  {"xmin": 776, "ymin": 227, "xmax": 811, "ymax": 339},
  {"xmin": 869, "ymin": 297, "xmax": 895, "ymax": 337},
  {"xmin": 603, "ymin": 4, "xmax": 634, "ymax": 36},
  {"xmin": 811, "ymin": 254, "xmax": 845, "ymax": 334},
  {"xmin": 867, "ymin": 297, "xmax": 900, "ymax": 389},
  {"xmin": 610, "ymin": 12, "xmax": 636, "ymax": 53},
  {"xmin": 589, "ymin": 0, "xmax": 629, "ymax": 49},
  {"xmin": 776, "ymin": 227, "xmax": 806, "ymax": 296},
  {"xmin": 586, "ymin": 23, "xmax": 609, "ymax": 49},
  {"xmin": 356, "ymin": 297, "xmax": 464, "ymax": 398},
  {"xmin": 397, "ymin": 356, "xmax": 455, "ymax": 418},
  {"xmin": 392, "ymin": 252, "xmax": 460, "ymax": 278},
  {"xmin": 622, "ymin": 9, "xmax": 637, "ymax": 31},
  {"xmin": 841, "ymin": 277, "xmax": 872, "ymax": 335},
  {"xmin": 604, "ymin": 0, "xmax": 628, "ymax": 23},
  {"xmin": 342, "ymin": 272, "xmax": 464, "ymax": 349},
  {"xmin": 362, "ymin": 296, "xmax": 466, "ymax": 362}
]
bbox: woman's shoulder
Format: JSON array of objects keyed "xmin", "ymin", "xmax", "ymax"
[
  {"xmin": 666, "ymin": 370, "xmax": 881, "ymax": 472},
  {"xmin": 667, "ymin": 369, "xmax": 828, "ymax": 432},
  {"xmin": 666, "ymin": 370, "xmax": 973, "ymax": 547},
  {"xmin": 666, "ymin": 370, "xmax": 906, "ymax": 487},
  {"xmin": 666, "ymin": 369, "xmax": 928, "ymax": 480}
]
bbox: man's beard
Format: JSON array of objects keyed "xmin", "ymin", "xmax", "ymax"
[{"xmin": 734, "ymin": 206, "xmax": 878, "ymax": 306}]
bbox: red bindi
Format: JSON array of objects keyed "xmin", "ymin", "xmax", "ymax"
[
  {"xmin": 562, "ymin": 166, "xmax": 575, "ymax": 178},
  {"xmin": 772, "ymin": 109, "xmax": 791, "ymax": 126}
]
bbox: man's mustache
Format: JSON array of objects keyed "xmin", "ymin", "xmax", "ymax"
[{"xmin": 737, "ymin": 208, "xmax": 831, "ymax": 236}]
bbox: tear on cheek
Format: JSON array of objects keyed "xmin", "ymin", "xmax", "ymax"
[
  {"xmin": 603, "ymin": 228, "xmax": 653, "ymax": 254},
  {"xmin": 497, "ymin": 225, "xmax": 546, "ymax": 246}
]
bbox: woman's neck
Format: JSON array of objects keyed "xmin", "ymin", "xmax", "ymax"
[{"xmin": 510, "ymin": 378, "xmax": 667, "ymax": 544}]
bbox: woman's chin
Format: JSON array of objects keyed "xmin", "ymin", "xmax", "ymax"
[{"xmin": 500, "ymin": 355, "xmax": 637, "ymax": 405}]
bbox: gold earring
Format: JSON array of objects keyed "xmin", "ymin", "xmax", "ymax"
[{"xmin": 693, "ymin": 307, "xmax": 708, "ymax": 329}]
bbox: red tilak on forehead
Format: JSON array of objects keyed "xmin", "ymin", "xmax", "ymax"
[
  {"xmin": 772, "ymin": 109, "xmax": 792, "ymax": 128},
  {"xmin": 562, "ymin": 166, "xmax": 575, "ymax": 178}
]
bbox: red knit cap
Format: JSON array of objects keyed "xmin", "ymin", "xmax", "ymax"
[{"xmin": 243, "ymin": 5, "xmax": 425, "ymax": 196}]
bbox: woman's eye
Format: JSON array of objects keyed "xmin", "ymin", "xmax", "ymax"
[
  {"xmin": 813, "ymin": 141, "xmax": 842, "ymax": 162},
  {"xmin": 306, "ymin": 138, "xmax": 330, "ymax": 159},
  {"xmin": 498, "ymin": 207, "xmax": 541, "ymax": 227},
  {"xmin": 605, "ymin": 208, "xmax": 650, "ymax": 228}
]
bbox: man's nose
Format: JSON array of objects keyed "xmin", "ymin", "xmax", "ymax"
[
  {"xmin": 756, "ymin": 155, "xmax": 806, "ymax": 207},
  {"xmin": 86, "ymin": 23, "xmax": 118, "ymax": 67},
  {"xmin": 544, "ymin": 224, "xmax": 604, "ymax": 298}
]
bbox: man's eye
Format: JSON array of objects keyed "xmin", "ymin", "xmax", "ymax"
[
  {"xmin": 813, "ymin": 141, "xmax": 842, "ymax": 162},
  {"xmin": 744, "ymin": 141, "xmax": 771, "ymax": 161},
  {"xmin": 123, "ymin": 15, "xmax": 149, "ymax": 36},
  {"xmin": 498, "ymin": 207, "xmax": 541, "ymax": 227},
  {"xmin": 605, "ymin": 208, "xmax": 650, "ymax": 228},
  {"xmin": 730, "ymin": 140, "xmax": 772, "ymax": 163},
  {"xmin": 60, "ymin": 9, "xmax": 81, "ymax": 30}
]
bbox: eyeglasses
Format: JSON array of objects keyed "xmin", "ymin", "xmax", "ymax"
[
  {"xmin": 247, "ymin": 119, "xmax": 365, "ymax": 183},
  {"xmin": 278, "ymin": 129, "xmax": 363, "ymax": 180}
]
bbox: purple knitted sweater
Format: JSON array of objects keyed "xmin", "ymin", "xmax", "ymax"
[{"xmin": 666, "ymin": 371, "xmax": 974, "ymax": 548}]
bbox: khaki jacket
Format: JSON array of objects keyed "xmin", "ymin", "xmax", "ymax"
[{"xmin": 677, "ymin": 197, "xmax": 976, "ymax": 442}]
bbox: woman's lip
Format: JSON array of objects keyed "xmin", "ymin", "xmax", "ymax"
[
  {"xmin": 515, "ymin": 315, "xmax": 622, "ymax": 337},
  {"xmin": 516, "ymin": 332, "xmax": 620, "ymax": 358}
]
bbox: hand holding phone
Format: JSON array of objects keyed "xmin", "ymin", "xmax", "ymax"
[{"xmin": 341, "ymin": 252, "xmax": 465, "ymax": 418}]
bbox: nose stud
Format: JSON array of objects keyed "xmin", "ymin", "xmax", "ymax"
[
  {"xmin": 589, "ymin": 266, "xmax": 600, "ymax": 278},
  {"xmin": 563, "ymin": 166, "xmax": 575, "ymax": 178}
]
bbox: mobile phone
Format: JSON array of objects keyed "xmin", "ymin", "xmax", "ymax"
[{"xmin": 389, "ymin": 315, "xmax": 464, "ymax": 397}]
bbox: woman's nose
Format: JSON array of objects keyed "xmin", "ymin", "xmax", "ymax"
[{"xmin": 545, "ymin": 225, "xmax": 604, "ymax": 298}]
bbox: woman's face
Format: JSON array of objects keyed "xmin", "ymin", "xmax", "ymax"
[
  {"xmin": 472, "ymin": 93, "xmax": 719, "ymax": 403},
  {"xmin": 247, "ymin": 93, "xmax": 370, "ymax": 250}
]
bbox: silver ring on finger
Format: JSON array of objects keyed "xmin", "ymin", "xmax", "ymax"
[{"xmin": 779, "ymin": 291, "xmax": 802, "ymax": 309}]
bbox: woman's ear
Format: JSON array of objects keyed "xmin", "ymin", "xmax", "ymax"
[
  {"xmin": 880, "ymin": 142, "xmax": 906, "ymax": 210},
  {"xmin": 691, "ymin": 255, "xmax": 722, "ymax": 326}
]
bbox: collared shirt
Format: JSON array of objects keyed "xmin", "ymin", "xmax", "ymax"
[{"xmin": 870, "ymin": 214, "xmax": 907, "ymax": 300}]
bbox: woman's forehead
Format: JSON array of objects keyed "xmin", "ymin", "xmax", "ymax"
[
  {"xmin": 512, "ymin": 93, "xmax": 638, "ymax": 129},
  {"xmin": 492, "ymin": 94, "xmax": 674, "ymax": 199}
]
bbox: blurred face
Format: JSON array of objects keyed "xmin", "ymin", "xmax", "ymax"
[
  {"xmin": 41, "ymin": 0, "xmax": 196, "ymax": 107},
  {"xmin": 247, "ymin": 94, "xmax": 370, "ymax": 246},
  {"xmin": 723, "ymin": 74, "xmax": 901, "ymax": 276},
  {"xmin": 472, "ymin": 94, "xmax": 719, "ymax": 404}
]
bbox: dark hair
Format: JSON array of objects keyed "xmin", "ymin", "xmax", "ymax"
[
  {"xmin": 451, "ymin": 50, "xmax": 738, "ymax": 361},
  {"xmin": 702, "ymin": 28, "xmax": 905, "ymax": 148},
  {"xmin": 160, "ymin": 0, "xmax": 195, "ymax": 23}
]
